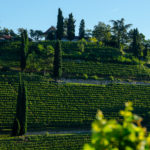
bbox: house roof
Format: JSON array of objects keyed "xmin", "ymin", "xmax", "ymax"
[
  {"xmin": 2, "ymin": 35, "xmax": 12, "ymax": 39},
  {"xmin": 0, "ymin": 35, "xmax": 12, "ymax": 40},
  {"xmin": 44, "ymin": 26, "xmax": 56, "ymax": 34}
]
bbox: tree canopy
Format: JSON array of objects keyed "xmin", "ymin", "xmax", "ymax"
[
  {"xmin": 110, "ymin": 18, "xmax": 132, "ymax": 49},
  {"xmin": 92, "ymin": 22, "xmax": 111, "ymax": 44}
]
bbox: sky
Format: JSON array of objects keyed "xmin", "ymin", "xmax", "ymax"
[{"xmin": 0, "ymin": 0, "xmax": 150, "ymax": 39}]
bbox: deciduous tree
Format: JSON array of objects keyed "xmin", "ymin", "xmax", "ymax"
[
  {"xmin": 92, "ymin": 22, "xmax": 111, "ymax": 45},
  {"xmin": 110, "ymin": 18, "xmax": 132, "ymax": 49}
]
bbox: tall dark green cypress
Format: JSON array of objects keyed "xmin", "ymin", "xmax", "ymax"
[
  {"xmin": 20, "ymin": 30, "xmax": 29, "ymax": 72},
  {"xmin": 79, "ymin": 19, "xmax": 85, "ymax": 39},
  {"xmin": 12, "ymin": 74, "xmax": 28, "ymax": 136},
  {"xmin": 20, "ymin": 82, "xmax": 28, "ymax": 135},
  {"xmin": 53, "ymin": 40, "xmax": 62, "ymax": 80},
  {"xmin": 56, "ymin": 8, "xmax": 64, "ymax": 40},
  {"xmin": 67, "ymin": 13, "xmax": 75, "ymax": 41},
  {"xmin": 20, "ymin": 32, "xmax": 26, "ymax": 71},
  {"xmin": 143, "ymin": 44, "xmax": 148, "ymax": 59},
  {"xmin": 132, "ymin": 28, "xmax": 142, "ymax": 58}
]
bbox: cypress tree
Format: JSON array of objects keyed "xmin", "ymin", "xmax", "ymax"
[
  {"xmin": 20, "ymin": 82, "xmax": 28, "ymax": 135},
  {"xmin": 132, "ymin": 28, "xmax": 143, "ymax": 58},
  {"xmin": 53, "ymin": 40, "xmax": 62, "ymax": 80},
  {"xmin": 12, "ymin": 74, "xmax": 28, "ymax": 136},
  {"xmin": 20, "ymin": 31, "xmax": 26, "ymax": 71},
  {"xmin": 20, "ymin": 30, "xmax": 29, "ymax": 72},
  {"xmin": 67, "ymin": 13, "xmax": 75, "ymax": 41},
  {"xmin": 12, "ymin": 118, "xmax": 20, "ymax": 136},
  {"xmin": 143, "ymin": 44, "xmax": 148, "ymax": 59},
  {"xmin": 79, "ymin": 19, "xmax": 85, "ymax": 39},
  {"xmin": 56, "ymin": 8, "xmax": 64, "ymax": 40},
  {"xmin": 63, "ymin": 18, "xmax": 68, "ymax": 37}
]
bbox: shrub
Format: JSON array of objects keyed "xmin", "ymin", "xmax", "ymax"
[
  {"xmin": 77, "ymin": 39, "xmax": 87, "ymax": 53},
  {"xmin": 109, "ymin": 75, "xmax": 114, "ymax": 81},
  {"xmin": 132, "ymin": 56, "xmax": 140, "ymax": 65},
  {"xmin": 83, "ymin": 74, "xmax": 88, "ymax": 80},
  {"xmin": 45, "ymin": 132, "xmax": 49, "ymax": 137},
  {"xmin": 91, "ymin": 75, "xmax": 98, "ymax": 80},
  {"xmin": 88, "ymin": 37, "xmax": 98, "ymax": 43},
  {"xmin": 83, "ymin": 102, "xmax": 150, "ymax": 150}
]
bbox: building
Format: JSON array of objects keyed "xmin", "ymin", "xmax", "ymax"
[
  {"xmin": 0, "ymin": 35, "xmax": 12, "ymax": 42},
  {"xmin": 44, "ymin": 26, "xmax": 57, "ymax": 40}
]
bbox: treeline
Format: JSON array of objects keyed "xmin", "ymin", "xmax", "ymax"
[
  {"xmin": 1, "ymin": 8, "xmax": 150, "ymax": 47},
  {"xmin": 1, "ymin": 8, "xmax": 150, "ymax": 71}
]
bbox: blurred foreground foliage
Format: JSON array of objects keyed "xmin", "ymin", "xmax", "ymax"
[{"xmin": 84, "ymin": 102, "xmax": 150, "ymax": 150}]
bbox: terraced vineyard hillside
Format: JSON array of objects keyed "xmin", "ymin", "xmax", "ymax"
[
  {"xmin": 0, "ymin": 73, "xmax": 50, "ymax": 130},
  {"xmin": 1, "ymin": 41, "xmax": 150, "ymax": 81},
  {"xmin": 1, "ymin": 73, "xmax": 150, "ymax": 131},
  {"xmin": 1, "ymin": 41, "xmax": 150, "ymax": 149},
  {"xmin": 26, "ymin": 82, "xmax": 150, "ymax": 130},
  {"xmin": 63, "ymin": 61, "xmax": 150, "ymax": 80},
  {"xmin": 0, "ymin": 81, "xmax": 17, "ymax": 130}
]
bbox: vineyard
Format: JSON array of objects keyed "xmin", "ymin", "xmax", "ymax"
[
  {"xmin": 1, "ymin": 74, "xmax": 150, "ymax": 131},
  {"xmin": 0, "ymin": 134, "xmax": 90, "ymax": 150},
  {"xmin": 1, "ymin": 41, "xmax": 150, "ymax": 149},
  {"xmin": 26, "ymin": 82, "xmax": 150, "ymax": 130},
  {"xmin": 0, "ymin": 81, "xmax": 17, "ymax": 129},
  {"xmin": 63, "ymin": 61, "xmax": 150, "ymax": 80}
]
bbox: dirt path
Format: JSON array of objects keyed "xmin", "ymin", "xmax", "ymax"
[
  {"xmin": 61, "ymin": 78, "xmax": 150, "ymax": 85},
  {"xmin": 26, "ymin": 130, "xmax": 90, "ymax": 135}
]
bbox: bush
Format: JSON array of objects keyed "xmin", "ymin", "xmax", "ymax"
[
  {"xmin": 90, "ymin": 75, "xmax": 98, "ymax": 80},
  {"xmin": 88, "ymin": 37, "xmax": 98, "ymax": 43},
  {"xmin": 83, "ymin": 102, "xmax": 150, "ymax": 150},
  {"xmin": 83, "ymin": 74, "xmax": 88, "ymax": 80},
  {"xmin": 109, "ymin": 75, "xmax": 114, "ymax": 81}
]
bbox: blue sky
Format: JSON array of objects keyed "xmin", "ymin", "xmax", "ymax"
[{"xmin": 0, "ymin": 0, "xmax": 150, "ymax": 39}]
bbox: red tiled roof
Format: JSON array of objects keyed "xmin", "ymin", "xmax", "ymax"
[{"xmin": 3, "ymin": 35, "xmax": 12, "ymax": 39}]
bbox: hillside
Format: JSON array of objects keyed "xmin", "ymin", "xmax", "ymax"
[
  {"xmin": 1, "ymin": 73, "xmax": 150, "ymax": 131},
  {"xmin": 1, "ymin": 41, "xmax": 150, "ymax": 149}
]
